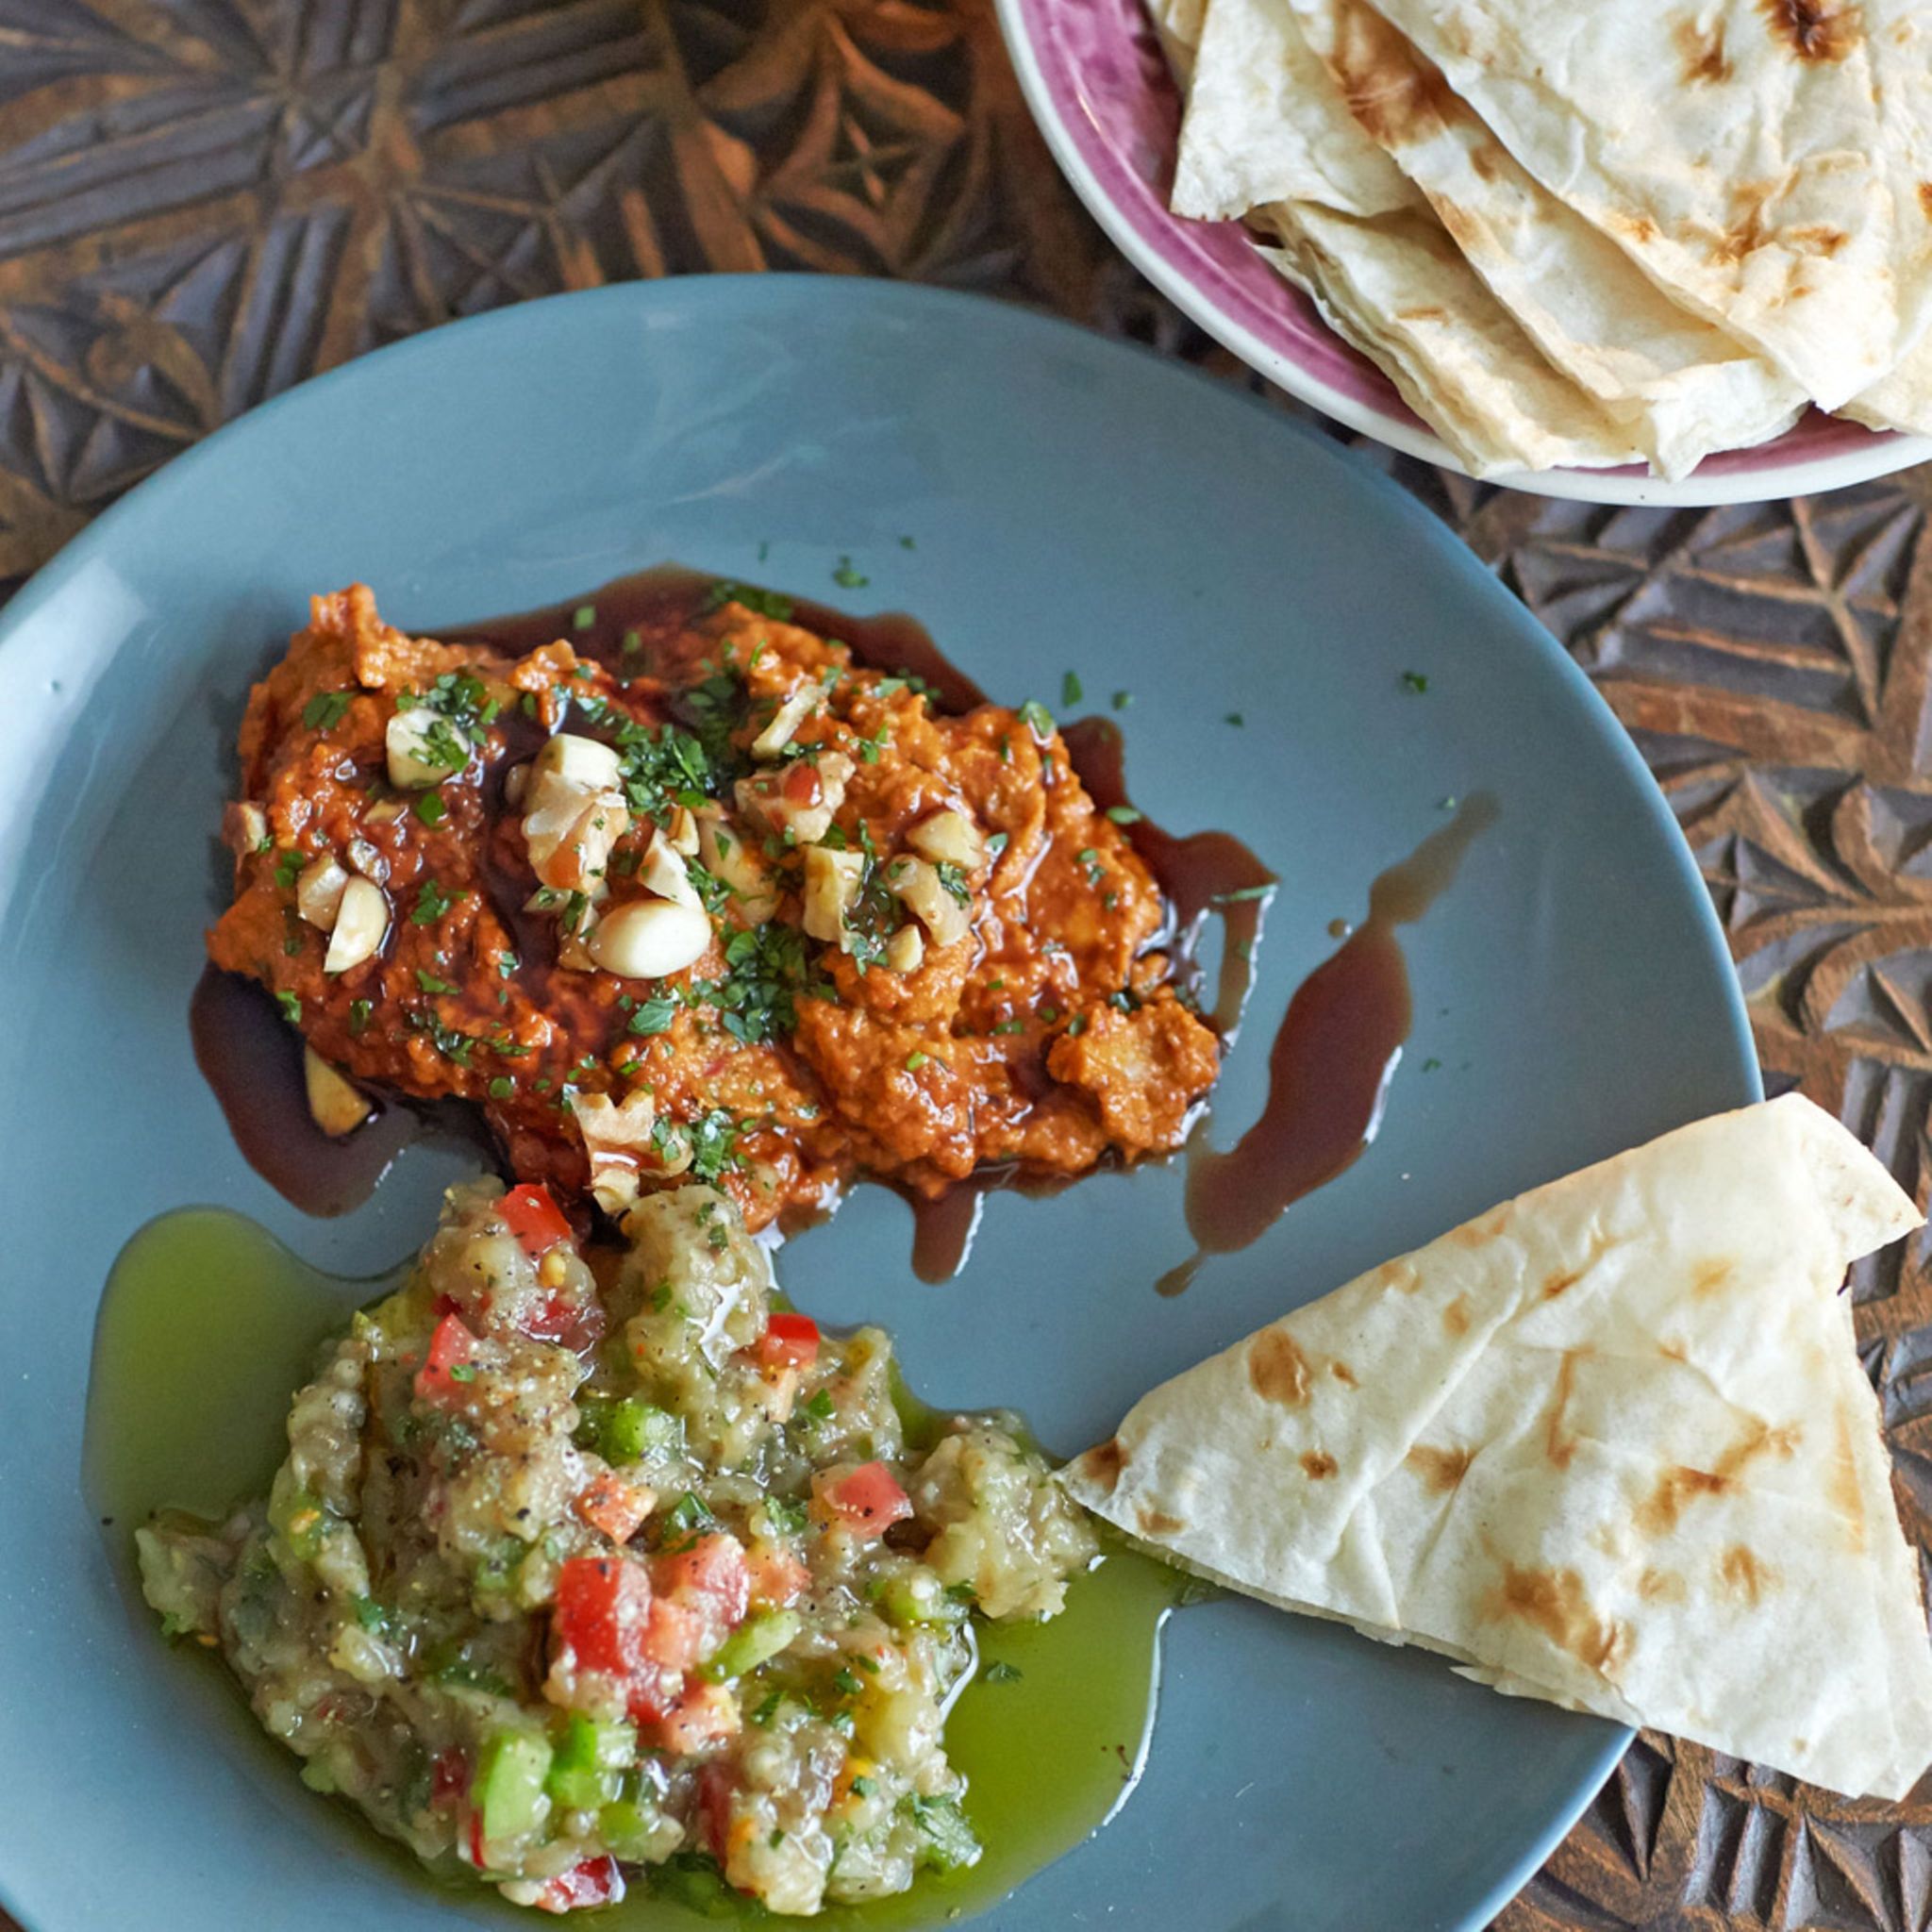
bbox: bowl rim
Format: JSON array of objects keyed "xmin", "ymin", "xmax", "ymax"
[{"xmin": 993, "ymin": 0, "xmax": 1932, "ymax": 506}]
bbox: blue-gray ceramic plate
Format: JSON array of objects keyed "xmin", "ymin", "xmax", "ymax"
[{"xmin": 0, "ymin": 277, "xmax": 1756, "ymax": 1932}]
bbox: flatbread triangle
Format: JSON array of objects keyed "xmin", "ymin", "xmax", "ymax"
[{"xmin": 1063, "ymin": 1094, "xmax": 1932, "ymax": 1799}]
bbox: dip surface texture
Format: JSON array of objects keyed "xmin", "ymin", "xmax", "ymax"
[
  {"xmin": 139, "ymin": 1180, "xmax": 1097, "ymax": 1916},
  {"xmin": 208, "ymin": 584, "xmax": 1220, "ymax": 1228}
]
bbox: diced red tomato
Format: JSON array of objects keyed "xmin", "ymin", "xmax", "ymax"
[
  {"xmin": 500, "ymin": 1182, "xmax": 572, "ymax": 1255},
  {"xmin": 533, "ymin": 1857, "xmax": 625, "ymax": 1914},
  {"xmin": 519, "ymin": 1290, "xmax": 607, "ymax": 1357},
  {"xmin": 696, "ymin": 1763, "xmax": 735, "ymax": 1861},
  {"xmin": 552, "ymin": 1555, "xmax": 652, "ymax": 1676},
  {"xmin": 745, "ymin": 1544, "xmax": 809, "ymax": 1608},
  {"xmin": 755, "ymin": 1312, "xmax": 820, "ymax": 1371},
  {"xmin": 575, "ymin": 1471, "xmax": 652, "ymax": 1545},
  {"xmin": 638, "ymin": 1596, "xmax": 706, "ymax": 1673},
  {"xmin": 414, "ymin": 1313, "xmax": 478, "ymax": 1402},
  {"xmin": 430, "ymin": 1746, "xmax": 468, "ymax": 1811},
  {"xmin": 660, "ymin": 1682, "xmax": 741, "ymax": 1758},
  {"xmin": 814, "ymin": 1461, "xmax": 913, "ymax": 1539},
  {"xmin": 623, "ymin": 1659, "xmax": 686, "ymax": 1727},
  {"xmin": 655, "ymin": 1532, "xmax": 750, "ymax": 1628}
]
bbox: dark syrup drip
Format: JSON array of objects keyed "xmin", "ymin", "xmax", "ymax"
[
  {"xmin": 191, "ymin": 968, "xmax": 419, "ymax": 1217},
  {"xmin": 1153, "ymin": 794, "xmax": 1500, "ymax": 1298}
]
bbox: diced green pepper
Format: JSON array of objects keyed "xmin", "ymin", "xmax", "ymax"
[
  {"xmin": 476, "ymin": 1728, "xmax": 553, "ymax": 1841},
  {"xmin": 700, "ymin": 1607, "xmax": 802, "ymax": 1682},
  {"xmin": 546, "ymin": 1713, "xmax": 635, "ymax": 1810},
  {"xmin": 902, "ymin": 1792, "xmax": 981, "ymax": 1873},
  {"xmin": 876, "ymin": 1571, "xmax": 968, "ymax": 1629},
  {"xmin": 268, "ymin": 1484, "xmax": 331, "ymax": 1563},
  {"xmin": 575, "ymin": 1395, "xmax": 681, "ymax": 1464},
  {"xmin": 600, "ymin": 1793, "xmax": 676, "ymax": 1861}
]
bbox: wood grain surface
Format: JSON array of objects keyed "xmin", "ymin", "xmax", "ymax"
[{"xmin": 3, "ymin": 4, "xmax": 1929, "ymax": 1927}]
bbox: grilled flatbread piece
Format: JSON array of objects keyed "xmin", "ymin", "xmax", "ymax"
[{"xmin": 1064, "ymin": 1095, "xmax": 1932, "ymax": 1800}]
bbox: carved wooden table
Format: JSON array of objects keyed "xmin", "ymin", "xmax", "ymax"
[{"xmin": 2, "ymin": 4, "xmax": 1925, "ymax": 1927}]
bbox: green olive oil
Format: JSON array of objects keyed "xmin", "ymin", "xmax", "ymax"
[{"xmin": 85, "ymin": 1208, "xmax": 1178, "ymax": 1928}]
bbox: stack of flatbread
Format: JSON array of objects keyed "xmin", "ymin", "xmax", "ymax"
[
  {"xmin": 1064, "ymin": 1095, "xmax": 1932, "ymax": 1799},
  {"xmin": 1152, "ymin": 0, "xmax": 1932, "ymax": 478}
]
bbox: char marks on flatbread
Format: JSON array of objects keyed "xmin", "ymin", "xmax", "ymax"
[
  {"xmin": 1062, "ymin": 1094, "xmax": 1932, "ymax": 1800},
  {"xmin": 1362, "ymin": 0, "xmax": 1932, "ymax": 410}
]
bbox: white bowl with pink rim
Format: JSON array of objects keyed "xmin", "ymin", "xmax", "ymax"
[{"xmin": 994, "ymin": 0, "xmax": 1932, "ymax": 506}]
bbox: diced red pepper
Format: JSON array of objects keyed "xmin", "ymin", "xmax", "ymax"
[
  {"xmin": 575, "ymin": 1471, "xmax": 652, "ymax": 1545},
  {"xmin": 552, "ymin": 1555, "xmax": 652, "ymax": 1676},
  {"xmin": 414, "ymin": 1313, "xmax": 478, "ymax": 1402},
  {"xmin": 814, "ymin": 1461, "xmax": 913, "ymax": 1539},
  {"xmin": 519, "ymin": 1290, "xmax": 607, "ymax": 1357},
  {"xmin": 500, "ymin": 1181, "xmax": 572, "ymax": 1255},
  {"xmin": 532, "ymin": 1857, "xmax": 625, "ymax": 1914},
  {"xmin": 656, "ymin": 1532, "xmax": 750, "ymax": 1628},
  {"xmin": 755, "ymin": 1312, "xmax": 820, "ymax": 1371},
  {"xmin": 430, "ymin": 1746, "xmax": 469, "ymax": 1811}
]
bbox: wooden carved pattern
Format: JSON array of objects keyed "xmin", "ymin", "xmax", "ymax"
[{"xmin": 1, "ymin": 4, "xmax": 1929, "ymax": 1927}]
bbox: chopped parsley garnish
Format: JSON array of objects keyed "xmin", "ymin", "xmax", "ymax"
[
  {"xmin": 274, "ymin": 848, "xmax": 304, "ymax": 890},
  {"xmin": 851, "ymin": 1774, "xmax": 877, "ymax": 1797},
  {"xmin": 934, "ymin": 860, "xmax": 971, "ymax": 906},
  {"xmin": 626, "ymin": 995, "xmax": 680, "ymax": 1038},
  {"xmin": 413, "ymin": 791, "xmax": 446, "ymax": 826},
  {"xmin": 905, "ymin": 1051, "xmax": 928, "ymax": 1073},
  {"xmin": 406, "ymin": 669, "xmax": 499, "ymax": 733},
  {"xmin": 275, "ymin": 990, "xmax": 302, "ymax": 1025},
  {"xmin": 1422, "ymin": 1057, "xmax": 1442, "ymax": 1073},
  {"xmin": 1401, "ymin": 671, "xmax": 1429, "ymax": 694},
  {"xmin": 943, "ymin": 1580, "xmax": 977, "ymax": 1605},
  {"xmin": 983, "ymin": 1660, "xmax": 1023, "ymax": 1684},
  {"xmin": 1018, "ymin": 700, "xmax": 1054, "ymax": 740},
  {"xmin": 691, "ymin": 923, "xmax": 822, "ymax": 1044},
  {"xmin": 348, "ymin": 999, "xmax": 373, "ymax": 1035},
  {"xmin": 573, "ymin": 604, "xmax": 597, "ymax": 631},
  {"xmin": 1112, "ymin": 689, "xmax": 1134, "ymax": 710},
  {"xmin": 488, "ymin": 1076, "xmax": 514, "ymax": 1099},
  {"xmin": 1225, "ymin": 711, "xmax": 1245, "ymax": 726},
  {"xmin": 448, "ymin": 1363, "xmax": 477, "ymax": 1383},
  {"xmin": 832, "ymin": 1666, "xmax": 863, "ymax": 1696},
  {"xmin": 832, "ymin": 557, "xmax": 869, "ymax": 589},
  {"xmin": 410, "ymin": 879, "xmax": 458, "ymax": 925},
  {"xmin": 1061, "ymin": 671, "xmax": 1083, "ymax": 707},
  {"xmin": 801, "ymin": 1390, "xmax": 836, "ymax": 1423},
  {"xmin": 408, "ymin": 1009, "xmax": 477, "ymax": 1065},
  {"xmin": 703, "ymin": 580, "xmax": 793, "ymax": 622},
  {"xmin": 751, "ymin": 1690, "xmax": 783, "ymax": 1728},
  {"xmin": 683, "ymin": 1109, "xmax": 745, "ymax": 1183},
  {"xmin": 658, "ymin": 1491, "xmax": 717, "ymax": 1551},
  {"xmin": 1106, "ymin": 806, "xmax": 1142, "ymax": 825},
  {"xmin": 301, "ymin": 691, "xmax": 350, "ymax": 731},
  {"xmin": 414, "ymin": 969, "xmax": 458, "ymax": 995}
]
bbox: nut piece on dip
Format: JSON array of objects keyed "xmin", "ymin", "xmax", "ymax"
[
  {"xmin": 138, "ymin": 1180, "xmax": 1097, "ymax": 1917},
  {"xmin": 208, "ymin": 582, "xmax": 1222, "ymax": 1230}
]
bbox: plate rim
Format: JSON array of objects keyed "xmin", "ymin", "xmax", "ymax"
[
  {"xmin": 991, "ymin": 0, "xmax": 1932, "ymax": 508},
  {"xmin": 0, "ymin": 273, "xmax": 1762, "ymax": 1932}
]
